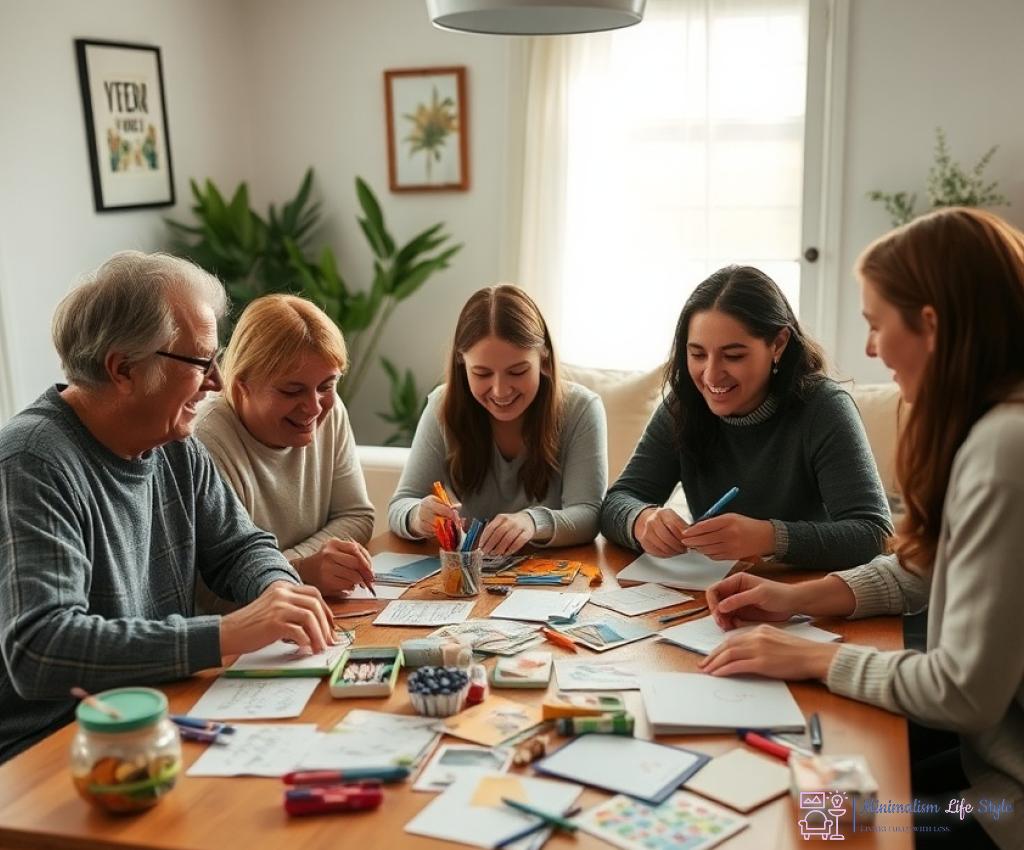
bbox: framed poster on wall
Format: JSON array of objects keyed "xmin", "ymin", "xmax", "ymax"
[
  {"xmin": 74, "ymin": 38, "xmax": 175, "ymax": 212},
  {"xmin": 384, "ymin": 66, "xmax": 469, "ymax": 192}
]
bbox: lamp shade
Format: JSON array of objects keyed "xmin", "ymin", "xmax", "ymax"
[{"xmin": 426, "ymin": 0, "xmax": 646, "ymax": 35}]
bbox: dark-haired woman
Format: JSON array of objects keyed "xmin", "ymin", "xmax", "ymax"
[
  {"xmin": 600, "ymin": 265, "xmax": 891, "ymax": 569},
  {"xmin": 701, "ymin": 209, "xmax": 1023, "ymax": 850},
  {"xmin": 388, "ymin": 284, "xmax": 607, "ymax": 556}
]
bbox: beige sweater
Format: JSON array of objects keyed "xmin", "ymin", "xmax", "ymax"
[
  {"xmin": 826, "ymin": 391, "xmax": 1024, "ymax": 850},
  {"xmin": 195, "ymin": 395, "xmax": 374, "ymax": 561}
]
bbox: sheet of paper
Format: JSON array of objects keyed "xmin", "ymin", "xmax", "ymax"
[
  {"xmin": 430, "ymin": 619, "xmax": 543, "ymax": 655},
  {"xmin": 188, "ymin": 676, "xmax": 319, "ymax": 720},
  {"xmin": 489, "ymin": 589, "xmax": 590, "ymax": 623},
  {"xmin": 469, "ymin": 774, "xmax": 528, "ymax": 806},
  {"xmin": 659, "ymin": 616, "xmax": 842, "ymax": 656},
  {"xmin": 683, "ymin": 748, "xmax": 790, "ymax": 813},
  {"xmin": 536, "ymin": 734, "xmax": 707, "ymax": 804},
  {"xmin": 575, "ymin": 792, "xmax": 748, "ymax": 850},
  {"xmin": 373, "ymin": 599, "xmax": 476, "ymax": 627},
  {"xmin": 444, "ymin": 696, "xmax": 544, "ymax": 746},
  {"xmin": 616, "ymin": 551, "xmax": 736, "ymax": 591},
  {"xmin": 405, "ymin": 772, "xmax": 582, "ymax": 849},
  {"xmin": 552, "ymin": 618, "xmax": 654, "ymax": 652},
  {"xmin": 640, "ymin": 672, "xmax": 806, "ymax": 733},
  {"xmin": 413, "ymin": 744, "xmax": 513, "ymax": 793},
  {"xmin": 186, "ymin": 723, "xmax": 318, "ymax": 777},
  {"xmin": 227, "ymin": 639, "xmax": 347, "ymax": 674},
  {"xmin": 299, "ymin": 709, "xmax": 443, "ymax": 770},
  {"xmin": 589, "ymin": 583, "xmax": 694, "ymax": 616},
  {"xmin": 372, "ymin": 552, "xmax": 428, "ymax": 573},
  {"xmin": 554, "ymin": 659, "xmax": 640, "ymax": 690},
  {"xmin": 346, "ymin": 582, "xmax": 407, "ymax": 599}
]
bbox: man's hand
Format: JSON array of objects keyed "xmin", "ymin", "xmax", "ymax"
[
  {"xmin": 633, "ymin": 507, "xmax": 690, "ymax": 557},
  {"xmin": 478, "ymin": 512, "xmax": 535, "ymax": 556},
  {"xmin": 219, "ymin": 581, "xmax": 335, "ymax": 659},
  {"xmin": 294, "ymin": 539, "xmax": 375, "ymax": 598}
]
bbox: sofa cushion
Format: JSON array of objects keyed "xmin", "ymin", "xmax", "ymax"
[
  {"xmin": 562, "ymin": 362, "xmax": 666, "ymax": 482},
  {"xmin": 847, "ymin": 381, "xmax": 904, "ymax": 499}
]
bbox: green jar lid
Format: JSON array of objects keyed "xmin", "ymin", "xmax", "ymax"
[{"xmin": 76, "ymin": 687, "xmax": 168, "ymax": 733}]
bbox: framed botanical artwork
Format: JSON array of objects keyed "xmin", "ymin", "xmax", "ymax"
[
  {"xmin": 384, "ymin": 66, "xmax": 469, "ymax": 193},
  {"xmin": 74, "ymin": 38, "xmax": 175, "ymax": 212}
]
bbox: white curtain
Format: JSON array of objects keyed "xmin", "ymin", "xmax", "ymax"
[{"xmin": 512, "ymin": 0, "xmax": 809, "ymax": 370}]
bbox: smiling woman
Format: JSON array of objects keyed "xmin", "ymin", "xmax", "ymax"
[
  {"xmin": 600, "ymin": 265, "xmax": 892, "ymax": 569},
  {"xmin": 388, "ymin": 284, "xmax": 608, "ymax": 556},
  {"xmin": 195, "ymin": 295, "xmax": 375, "ymax": 602}
]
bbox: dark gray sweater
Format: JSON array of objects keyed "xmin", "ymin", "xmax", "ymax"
[
  {"xmin": 600, "ymin": 379, "xmax": 891, "ymax": 568},
  {"xmin": 0, "ymin": 387, "xmax": 298, "ymax": 763}
]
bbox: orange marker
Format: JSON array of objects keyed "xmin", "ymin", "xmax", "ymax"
[
  {"xmin": 540, "ymin": 627, "xmax": 578, "ymax": 653},
  {"xmin": 432, "ymin": 481, "xmax": 453, "ymax": 508}
]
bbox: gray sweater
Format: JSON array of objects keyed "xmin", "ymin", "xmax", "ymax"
[
  {"xmin": 828, "ymin": 390, "xmax": 1024, "ymax": 850},
  {"xmin": 388, "ymin": 382, "xmax": 607, "ymax": 546},
  {"xmin": 0, "ymin": 387, "xmax": 298, "ymax": 763},
  {"xmin": 600, "ymin": 379, "xmax": 891, "ymax": 568}
]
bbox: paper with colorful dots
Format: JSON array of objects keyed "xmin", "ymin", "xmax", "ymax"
[{"xmin": 576, "ymin": 792, "xmax": 748, "ymax": 850}]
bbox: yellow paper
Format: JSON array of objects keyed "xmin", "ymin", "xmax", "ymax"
[
  {"xmin": 470, "ymin": 775, "xmax": 528, "ymax": 807},
  {"xmin": 444, "ymin": 696, "xmax": 543, "ymax": 746}
]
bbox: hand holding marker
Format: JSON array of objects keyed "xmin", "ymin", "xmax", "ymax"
[
  {"xmin": 434, "ymin": 482, "xmax": 484, "ymax": 595},
  {"xmin": 695, "ymin": 486, "xmax": 740, "ymax": 523}
]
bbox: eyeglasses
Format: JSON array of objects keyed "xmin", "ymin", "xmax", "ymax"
[{"xmin": 155, "ymin": 347, "xmax": 223, "ymax": 377}]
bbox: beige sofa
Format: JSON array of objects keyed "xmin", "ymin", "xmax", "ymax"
[{"xmin": 357, "ymin": 367, "xmax": 904, "ymax": 536}]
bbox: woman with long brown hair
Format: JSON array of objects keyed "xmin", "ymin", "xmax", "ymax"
[
  {"xmin": 701, "ymin": 208, "xmax": 1024, "ymax": 849},
  {"xmin": 388, "ymin": 284, "xmax": 607, "ymax": 555}
]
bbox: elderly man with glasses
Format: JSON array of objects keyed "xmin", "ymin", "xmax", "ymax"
[{"xmin": 0, "ymin": 251, "xmax": 338, "ymax": 763}]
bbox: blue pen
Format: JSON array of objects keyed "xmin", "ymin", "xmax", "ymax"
[
  {"xmin": 696, "ymin": 486, "xmax": 740, "ymax": 522},
  {"xmin": 171, "ymin": 714, "xmax": 235, "ymax": 734}
]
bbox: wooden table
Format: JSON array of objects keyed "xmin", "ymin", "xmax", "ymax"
[{"xmin": 0, "ymin": 536, "xmax": 913, "ymax": 849}]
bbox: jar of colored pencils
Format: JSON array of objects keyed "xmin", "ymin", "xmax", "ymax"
[{"xmin": 439, "ymin": 548, "xmax": 483, "ymax": 597}]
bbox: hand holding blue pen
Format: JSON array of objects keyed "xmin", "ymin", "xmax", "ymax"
[{"xmin": 695, "ymin": 486, "xmax": 740, "ymax": 522}]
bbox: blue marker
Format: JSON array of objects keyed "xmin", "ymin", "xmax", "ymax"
[{"xmin": 696, "ymin": 486, "xmax": 739, "ymax": 522}]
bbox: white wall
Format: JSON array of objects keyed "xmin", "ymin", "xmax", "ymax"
[
  {"xmin": 0, "ymin": 0, "xmax": 253, "ymax": 414},
  {"xmin": 239, "ymin": 0, "xmax": 515, "ymax": 444},
  {"xmin": 833, "ymin": 0, "xmax": 1024, "ymax": 383}
]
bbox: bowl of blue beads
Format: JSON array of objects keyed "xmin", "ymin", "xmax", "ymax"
[{"xmin": 407, "ymin": 666, "xmax": 470, "ymax": 717}]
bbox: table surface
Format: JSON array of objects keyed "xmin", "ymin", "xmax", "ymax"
[{"xmin": 0, "ymin": 536, "xmax": 913, "ymax": 850}]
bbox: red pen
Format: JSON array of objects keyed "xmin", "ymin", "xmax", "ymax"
[
  {"xmin": 740, "ymin": 730, "xmax": 793, "ymax": 762},
  {"xmin": 284, "ymin": 782, "xmax": 383, "ymax": 816}
]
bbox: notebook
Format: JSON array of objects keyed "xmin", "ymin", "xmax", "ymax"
[
  {"xmin": 659, "ymin": 616, "xmax": 842, "ymax": 656},
  {"xmin": 683, "ymin": 748, "xmax": 790, "ymax": 812},
  {"xmin": 640, "ymin": 672, "xmax": 806, "ymax": 734},
  {"xmin": 535, "ymin": 734, "xmax": 710, "ymax": 804},
  {"xmin": 616, "ymin": 551, "xmax": 736, "ymax": 591}
]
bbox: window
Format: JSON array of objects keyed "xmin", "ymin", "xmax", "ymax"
[{"xmin": 521, "ymin": 0, "xmax": 810, "ymax": 370}]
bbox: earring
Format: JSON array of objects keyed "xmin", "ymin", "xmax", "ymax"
[{"xmin": 772, "ymin": 360, "xmax": 779, "ymax": 375}]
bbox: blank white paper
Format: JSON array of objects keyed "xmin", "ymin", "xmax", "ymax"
[{"xmin": 616, "ymin": 552, "xmax": 736, "ymax": 591}]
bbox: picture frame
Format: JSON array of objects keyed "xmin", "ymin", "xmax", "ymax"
[
  {"xmin": 74, "ymin": 38, "xmax": 175, "ymax": 212},
  {"xmin": 384, "ymin": 66, "xmax": 469, "ymax": 193}
]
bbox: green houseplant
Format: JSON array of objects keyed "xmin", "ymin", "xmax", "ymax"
[
  {"xmin": 868, "ymin": 127, "xmax": 1009, "ymax": 227},
  {"xmin": 165, "ymin": 170, "xmax": 460, "ymax": 445}
]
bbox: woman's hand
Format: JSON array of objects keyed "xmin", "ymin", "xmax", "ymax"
[
  {"xmin": 294, "ymin": 539, "xmax": 375, "ymax": 598},
  {"xmin": 413, "ymin": 494, "xmax": 462, "ymax": 538},
  {"xmin": 478, "ymin": 512, "xmax": 535, "ymax": 556},
  {"xmin": 698, "ymin": 625, "xmax": 841, "ymax": 681},
  {"xmin": 706, "ymin": 572, "xmax": 803, "ymax": 630},
  {"xmin": 633, "ymin": 507, "xmax": 690, "ymax": 557},
  {"xmin": 680, "ymin": 513, "xmax": 774, "ymax": 561}
]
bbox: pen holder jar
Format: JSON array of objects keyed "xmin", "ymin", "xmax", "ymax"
[
  {"xmin": 439, "ymin": 549, "xmax": 483, "ymax": 598},
  {"xmin": 70, "ymin": 687, "xmax": 181, "ymax": 814}
]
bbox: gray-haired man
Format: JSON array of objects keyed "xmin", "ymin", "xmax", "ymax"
[{"xmin": 0, "ymin": 251, "xmax": 337, "ymax": 763}]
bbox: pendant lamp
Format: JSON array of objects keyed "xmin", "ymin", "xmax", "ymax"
[{"xmin": 426, "ymin": 0, "xmax": 646, "ymax": 35}]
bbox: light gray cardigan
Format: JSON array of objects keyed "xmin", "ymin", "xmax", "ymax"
[{"xmin": 827, "ymin": 389, "xmax": 1024, "ymax": 850}]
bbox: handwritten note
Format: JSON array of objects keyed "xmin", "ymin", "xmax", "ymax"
[
  {"xmin": 188, "ymin": 676, "xmax": 320, "ymax": 719},
  {"xmin": 186, "ymin": 724, "xmax": 319, "ymax": 776},
  {"xmin": 298, "ymin": 710, "xmax": 443, "ymax": 770},
  {"xmin": 373, "ymin": 600, "xmax": 476, "ymax": 627},
  {"xmin": 589, "ymin": 583, "xmax": 694, "ymax": 616}
]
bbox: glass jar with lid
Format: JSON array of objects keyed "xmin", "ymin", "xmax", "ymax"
[{"xmin": 70, "ymin": 687, "xmax": 181, "ymax": 813}]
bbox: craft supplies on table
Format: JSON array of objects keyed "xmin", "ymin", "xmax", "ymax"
[
  {"xmin": 440, "ymin": 548, "xmax": 483, "ymax": 597},
  {"xmin": 283, "ymin": 780, "xmax": 383, "ymax": 816},
  {"xmin": 482, "ymin": 556, "xmax": 583, "ymax": 586},
  {"xmin": 490, "ymin": 651, "xmax": 553, "ymax": 689},
  {"xmin": 549, "ymin": 617, "xmax": 655, "ymax": 652},
  {"xmin": 400, "ymin": 636, "xmax": 474, "ymax": 668},
  {"xmin": 554, "ymin": 712, "xmax": 634, "ymax": 737},
  {"xmin": 328, "ymin": 647, "xmax": 402, "ymax": 699},
  {"xmin": 541, "ymin": 691, "xmax": 627, "ymax": 719},
  {"xmin": 224, "ymin": 633, "xmax": 352, "ymax": 678},
  {"xmin": 444, "ymin": 696, "xmax": 545, "ymax": 747},
  {"xmin": 371, "ymin": 552, "xmax": 442, "ymax": 586},
  {"xmin": 466, "ymin": 664, "xmax": 490, "ymax": 705},
  {"xmin": 429, "ymin": 619, "xmax": 544, "ymax": 656},
  {"xmin": 412, "ymin": 744, "xmax": 512, "ymax": 793}
]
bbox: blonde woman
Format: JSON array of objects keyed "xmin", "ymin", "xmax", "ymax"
[{"xmin": 196, "ymin": 294, "xmax": 375, "ymax": 598}]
